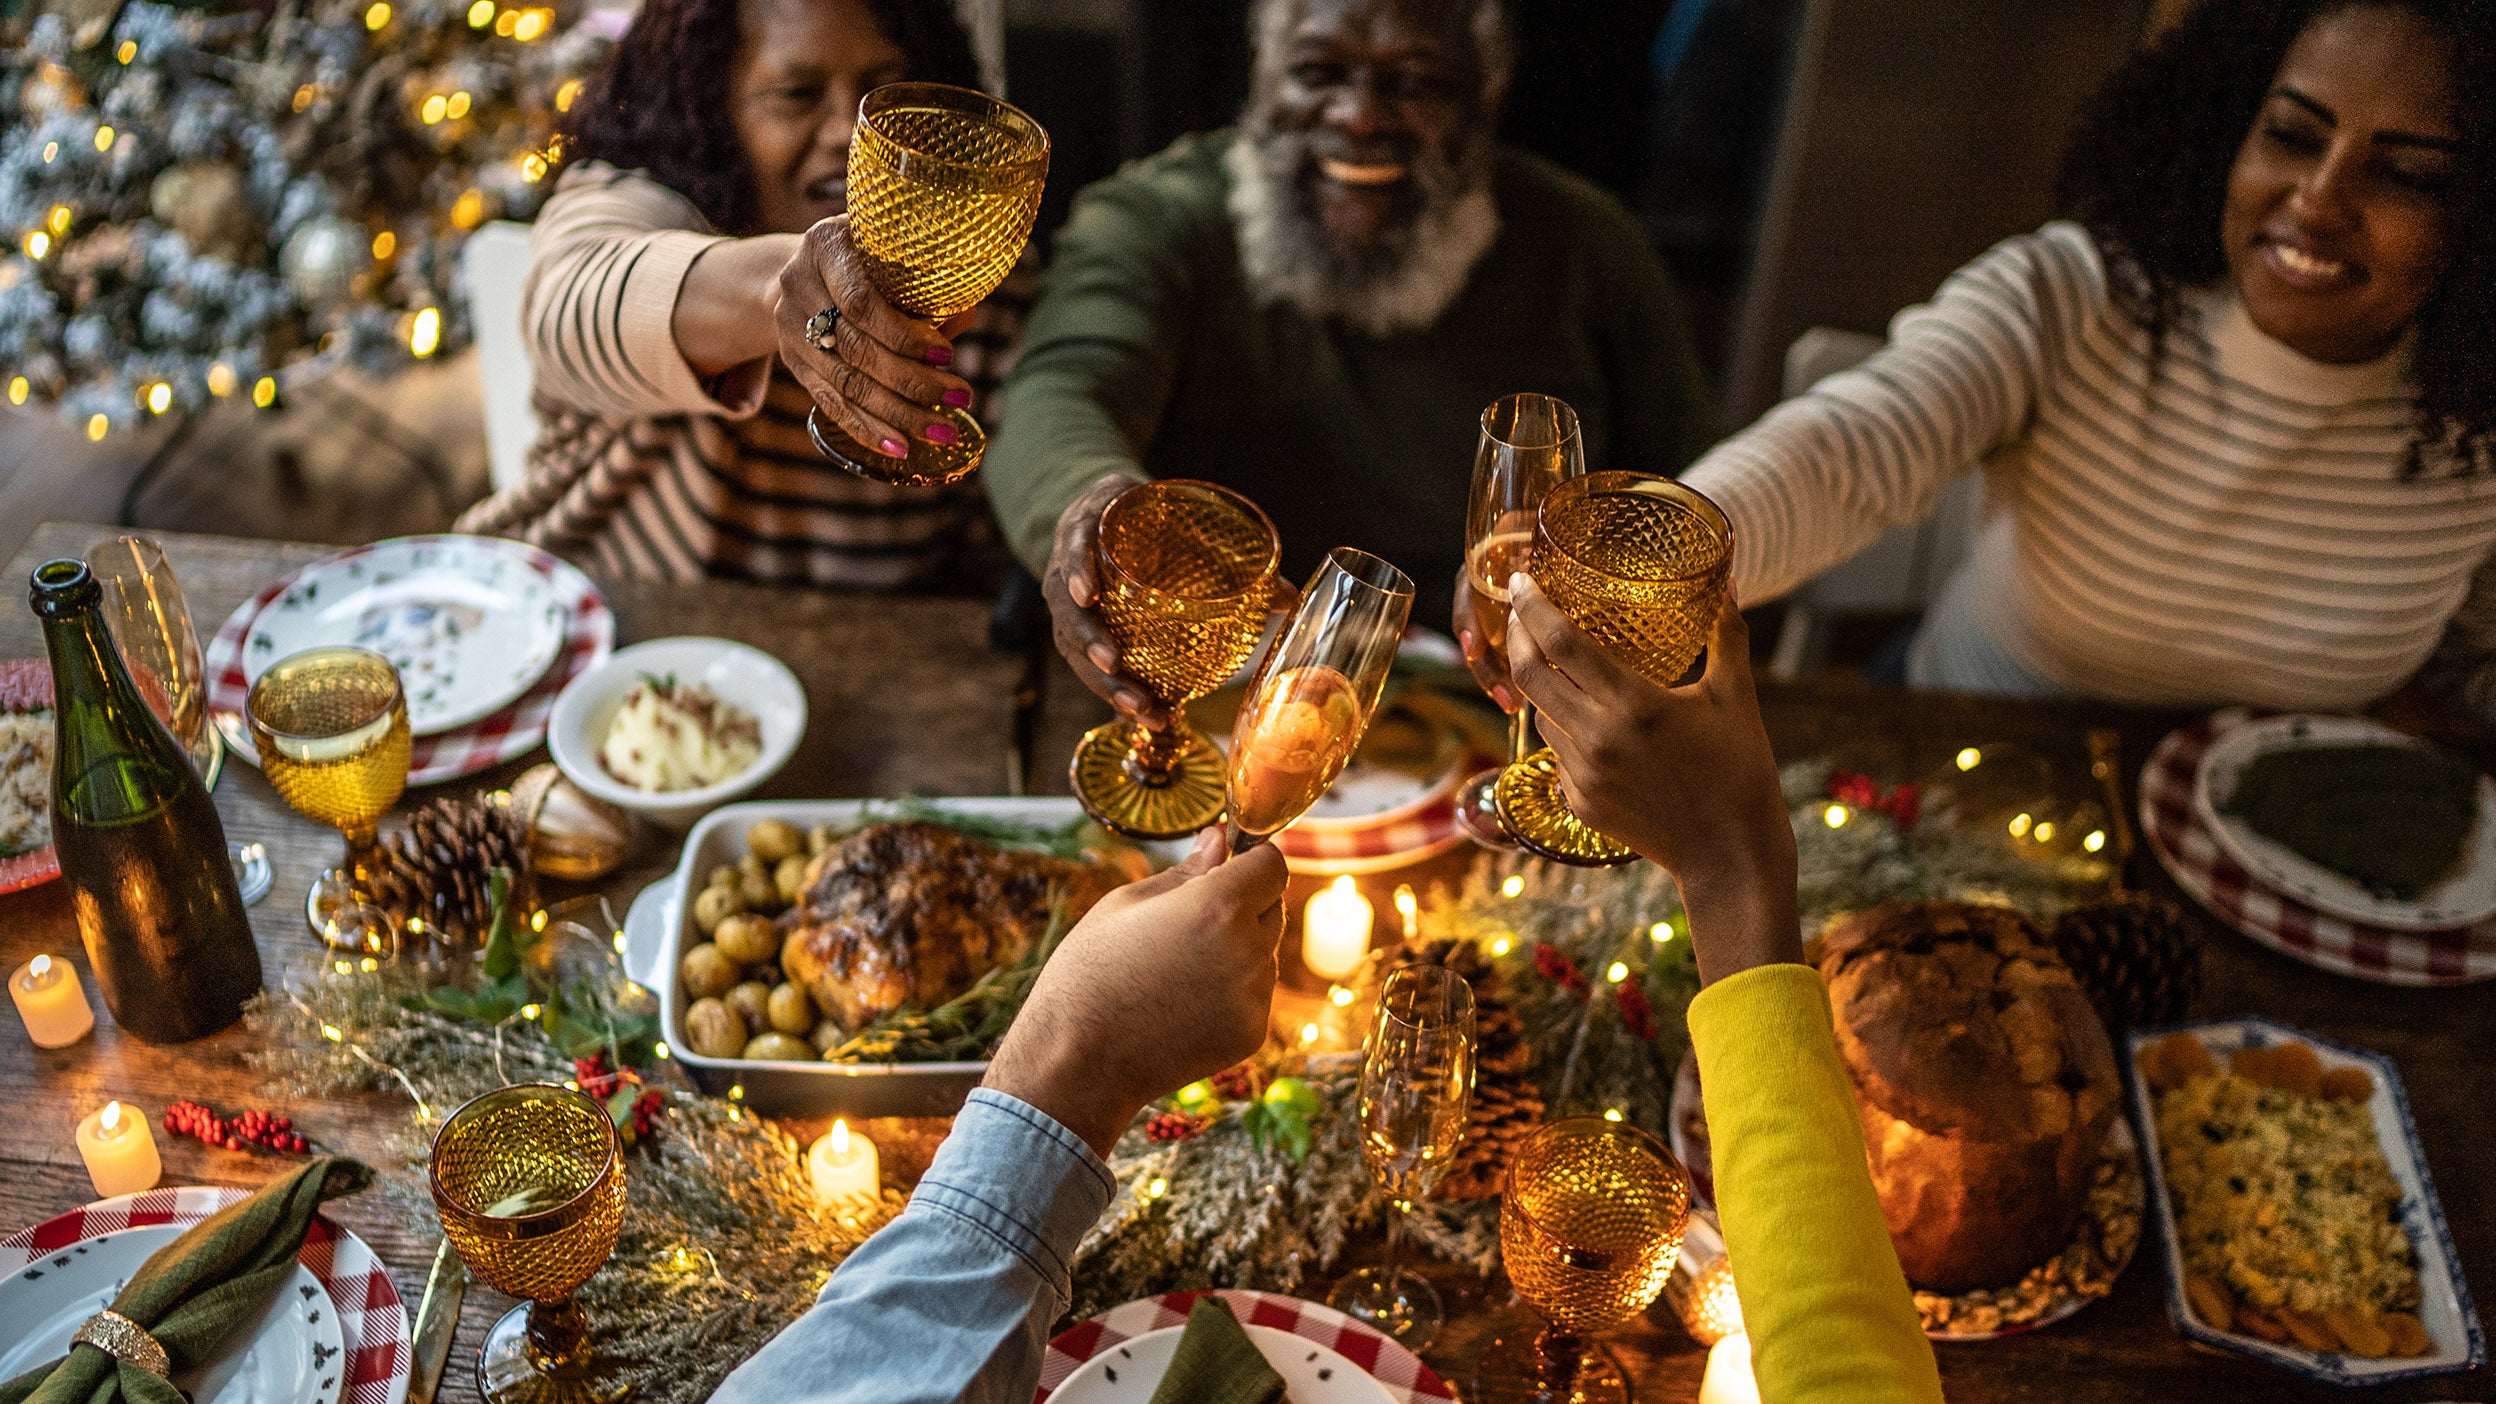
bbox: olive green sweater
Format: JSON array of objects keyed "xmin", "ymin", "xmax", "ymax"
[{"xmin": 983, "ymin": 131, "xmax": 1714, "ymax": 619}]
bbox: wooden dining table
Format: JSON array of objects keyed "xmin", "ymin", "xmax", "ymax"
[{"xmin": 0, "ymin": 522, "xmax": 2487, "ymax": 1404}]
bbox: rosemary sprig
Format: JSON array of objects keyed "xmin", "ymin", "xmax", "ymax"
[{"xmin": 842, "ymin": 798, "xmax": 1103, "ymax": 862}]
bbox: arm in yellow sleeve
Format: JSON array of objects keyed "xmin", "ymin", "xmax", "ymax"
[{"xmin": 1686, "ymin": 963, "xmax": 1943, "ymax": 1404}]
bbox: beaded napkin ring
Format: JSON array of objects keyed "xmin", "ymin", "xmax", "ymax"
[{"xmin": 72, "ymin": 1310, "xmax": 171, "ymax": 1377}]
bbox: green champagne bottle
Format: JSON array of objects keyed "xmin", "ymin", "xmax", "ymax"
[{"xmin": 30, "ymin": 558, "xmax": 261, "ymax": 1043}]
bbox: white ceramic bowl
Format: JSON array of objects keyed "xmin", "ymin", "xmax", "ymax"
[{"xmin": 548, "ymin": 638, "xmax": 806, "ymax": 830}]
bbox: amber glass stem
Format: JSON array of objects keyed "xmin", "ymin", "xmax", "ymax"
[
  {"xmin": 1531, "ymin": 1326, "xmax": 1586, "ymax": 1388},
  {"xmin": 525, "ymin": 1295, "xmax": 594, "ymax": 1376},
  {"xmin": 1121, "ymin": 718, "xmax": 1192, "ymax": 786},
  {"xmin": 1507, "ymin": 706, "xmax": 1532, "ymax": 764}
]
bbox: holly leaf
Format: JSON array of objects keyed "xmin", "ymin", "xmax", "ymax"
[{"xmin": 1238, "ymin": 1101, "xmax": 1315, "ymax": 1163}]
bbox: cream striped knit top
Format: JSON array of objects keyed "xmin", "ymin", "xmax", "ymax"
[
  {"xmin": 1684, "ymin": 221, "xmax": 2496, "ymax": 712},
  {"xmin": 456, "ymin": 161, "xmax": 1027, "ymax": 590}
]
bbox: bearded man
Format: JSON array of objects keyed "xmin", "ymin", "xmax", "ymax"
[{"xmin": 982, "ymin": 0, "xmax": 1714, "ymax": 721}]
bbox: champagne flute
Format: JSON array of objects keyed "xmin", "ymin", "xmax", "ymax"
[
  {"xmin": 1224, "ymin": 548, "xmax": 1414, "ymax": 852},
  {"xmin": 1069, "ymin": 480, "xmax": 1280, "ymax": 839},
  {"xmin": 1473, "ymin": 1118, "xmax": 1692, "ymax": 1404},
  {"xmin": 807, "ymin": 82, "xmax": 1049, "ymax": 488},
  {"xmin": 1453, "ymin": 394, "xmax": 1586, "ymax": 849},
  {"xmin": 87, "ymin": 535, "xmax": 272, "ymax": 904},
  {"xmin": 1327, "ymin": 964, "xmax": 1475, "ymax": 1348},
  {"xmin": 246, "ymin": 646, "xmax": 411, "ymax": 951},
  {"xmin": 1492, "ymin": 473, "xmax": 1732, "ymax": 866},
  {"xmin": 430, "ymin": 1084, "xmax": 629, "ymax": 1404}
]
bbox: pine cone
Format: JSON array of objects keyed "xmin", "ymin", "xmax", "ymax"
[
  {"xmin": 366, "ymin": 792, "xmax": 533, "ymax": 946},
  {"xmin": 1394, "ymin": 938, "xmax": 1546, "ymax": 1198},
  {"xmin": 2051, "ymin": 891, "xmax": 2203, "ymax": 1033}
]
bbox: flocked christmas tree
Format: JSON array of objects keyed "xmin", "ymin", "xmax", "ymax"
[{"xmin": 0, "ymin": 0, "xmax": 608, "ymax": 438}]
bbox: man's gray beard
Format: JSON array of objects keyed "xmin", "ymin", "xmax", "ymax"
[{"xmin": 1224, "ymin": 130, "xmax": 1500, "ymax": 338}]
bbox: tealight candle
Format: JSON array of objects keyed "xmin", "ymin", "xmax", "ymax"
[
  {"xmin": 10, "ymin": 954, "xmax": 95, "ymax": 1048},
  {"xmin": 76, "ymin": 1100, "xmax": 162, "ymax": 1198},
  {"xmin": 808, "ymin": 1119, "xmax": 879, "ymax": 1211},
  {"xmin": 1301, "ymin": 876, "xmax": 1372, "ymax": 981},
  {"xmin": 1697, "ymin": 1331, "xmax": 1759, "ymax": 1404}
]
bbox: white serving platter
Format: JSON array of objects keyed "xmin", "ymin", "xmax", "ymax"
[
  {"xmin": 2192, "ymin": 714, "xmax": 2496, "ymax": 932},
  {"xmin": 623, "ymin": 797, "xmax": 1184, "ymax": 1118},
  {"xmin": 1048, "ymin": 1323, "xmax": 1394, "ymax": 1404},
  {"xmin": 2124, "ymin": 1017, "xmax": 2483, "ymax": 1386}
]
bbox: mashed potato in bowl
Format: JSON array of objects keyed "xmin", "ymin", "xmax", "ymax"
[{"xmin": 599, "ymin": 677, "xmax": 763, "ymax": 793}]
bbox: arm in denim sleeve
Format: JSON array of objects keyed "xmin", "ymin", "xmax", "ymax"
[{"xmin": 709, "ymin": 1088, "xmax": 1116, "ymax": 1404}]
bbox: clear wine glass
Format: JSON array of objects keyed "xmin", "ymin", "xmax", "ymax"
[
  {"xmin": 1327, "ymin": 963, "xmax": 1475, "ymax": 1348},
  {"xmin": 1223, "ymin": 548, "xmax": 1413, "ymax": 852},
  {"xmin": 1452, "ymin": 394, "xmax": 1585, "ymax": 849},
  {"xmin": 87, "ymin": 535, "xmax": 272, "ymax": 903}
]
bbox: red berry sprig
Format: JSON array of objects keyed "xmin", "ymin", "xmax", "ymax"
[
  {"xmin": 629, "ymin": 1088, "xmax": 664, "ymax": 1139},
  {"xmin": 1615, "ymin": 980, "xmax": 1656, "ymax": 1042},
  {"xmin": 1534, "ymin": 942, "xmax": 1592, "ymax": 997},
  {"xmin": 1208, "ymin": 1063, "xmax": 1262, "ymax": 1102},
  {"xmin": 1145, "ymin": 1112, "xmax": 1206, "ymax": 1144},
  {"xmin": 163, "ymin": 1100, "xmax": 310, "ymax": 1155}
]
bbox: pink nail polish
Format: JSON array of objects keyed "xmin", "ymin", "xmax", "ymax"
[
  {"xmin": 1458, "ymin": 629, "xmax": 1476, "ymax": 656},
  {"xmin": 942, "ymin": 388, "xmax": 972, "ymax": 408},
  {"xmin": 1493, "ymin": 685, "xmax": 1517, "ymax": 711},
  {"xmin": 924, "ymin": 345, "xmax": 953, "ymax": 366},
  {"xmin": 879, "ymin": 437, "xmax": 908, "ymax": 457},
  {"xmin": 924, "ymin": 422, "xmax": 959, "ymax": 445}
]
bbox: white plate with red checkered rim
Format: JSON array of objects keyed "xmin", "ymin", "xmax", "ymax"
[
  {"xmin": 2141, "ymin": 710, "xmax": 2496, "ymax": 985},
  {"xmin": 0, "ymin": 1222, "xmax": 343, "ymax": 1402},
  {"xmin": 1, "ymin": 1185, "xmax": 410, "ymax": 1404},
  {"xmin": 2190, "ymin": 713, "xmax": 2496, "ymax": 932},
  {"xmin": 1036, "ymin": 1290, "xmax": 1455, "ymax": 1402},
  {"xmin": 207, "ymin": 535, "xmax": 612, "ymax": 787}
]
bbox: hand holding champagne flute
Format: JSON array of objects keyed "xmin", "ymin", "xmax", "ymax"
[{"xmin": 1225, "ymin": 548, "xmax": 1413, "ymax": 851}]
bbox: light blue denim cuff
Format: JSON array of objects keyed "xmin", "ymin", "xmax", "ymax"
[{"xmin": 900, "ymin": 1088, "xmax": 1116, "ymax": 1307}]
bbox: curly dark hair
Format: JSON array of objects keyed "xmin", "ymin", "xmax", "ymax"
[
  {"xmin": 559, "ymin": 0, "xmax": 981, "ymax": 237},
  {"xmin": 2057, "ymin": 0, "xmax": 2495, "ymax": 474}
]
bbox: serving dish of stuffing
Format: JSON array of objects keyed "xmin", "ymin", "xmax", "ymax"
[
  {"xmin": 2127, "ymin": 1018, "xmax": 2483, "ymax": 1384},
  {"xmin": 622, "ymin": 798, "xmax": 1178, "ymax": 1117}
]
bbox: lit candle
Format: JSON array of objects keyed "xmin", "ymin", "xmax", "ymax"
[
  {"xmin": 1697, "ymin": 1332, "xmax": 1759, "ymax": 1404},
  {"xmin": 10, "ymin": 955, "xmax": 94, "ymax": 1048},
  {"xmin": 76, "ymin": 1101, "xmax": 162, "ymax": 1198},
  {"xmin": 807, "ymin": 1119, "xmax": 878, "ymax": 1211},
  {"xmin": 1302, "ymin": 876, "xmax": 1372, "ymax": 981},
  {"xmin": 1393, "ymin": 884, "xmax": 1418, "ymax": 941}
]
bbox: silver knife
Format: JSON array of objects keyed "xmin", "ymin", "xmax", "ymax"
[{"xmin": 407, "ymin": 1238, "xmax": 466, "ymax": 1404}]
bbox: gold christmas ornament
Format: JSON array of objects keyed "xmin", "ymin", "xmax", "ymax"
[
  {"xmin": 149, "ymin": 162, "xmax": 261, "ymax": 263},
  {"xmin": 511, "ymin": 762, "xmax": 635, "ymax": 881}
]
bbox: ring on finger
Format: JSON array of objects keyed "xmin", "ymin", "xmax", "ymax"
[{"xmin": 803, "ymin": 306, "xmax": 840, "ymax": 351}]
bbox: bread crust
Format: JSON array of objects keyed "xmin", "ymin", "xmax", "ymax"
[{"xmin": 1820, "ymin": 900, "xmax": 2120, "ymax": 1291}]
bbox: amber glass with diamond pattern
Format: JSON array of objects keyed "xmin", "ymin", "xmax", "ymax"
[
  {"xmin": 431, "ymin": 1084, "xmax": 627, "ymax": 1404},
  {"xmin": 1071, "ymin": 480, "xmax": 1279, "ymax": 839},
  {"xmin": 809, "ymin": 82, "xmax": 1049, "ymax": 489},
  {"xmin": 1493, "ymin": 473, "xmax": 1730, "ymax": 866},
  {"xmin": 1472, "ymin": 1119, "xmax": 1689, "ymax": 1404}
]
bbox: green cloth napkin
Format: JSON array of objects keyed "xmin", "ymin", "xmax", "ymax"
[
  {"xmin": 0, "ymin": 1157, "xmax": 373, "ymax": 1404},
  {"xmin": 1146, "ymin": 1299, "xmax": 1287, "ymax": 1404},
  {"xmin": 2223, "ymin": 742, "xmax": 2481, "ymax": 899}
]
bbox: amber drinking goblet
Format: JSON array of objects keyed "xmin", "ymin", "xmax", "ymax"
[
  {"xmin": 1224, "ymin": 548, "xmax": 1414, "ymax": 851},
  {"xmin": 246, "ymin": 646, "xmax": 411, "ymax": 950},
  {"xmin": 1327, "ymin": 964, "xmax": 1475, "ymax": 1348},
  {"xmin": 1452, "ymin": 394, "xmax": 1586, "ymax": 849},
  {"xmin": 807, "ymin": 81, "xmax": 1049, "ymax": 488},
  {"xmin": 1474, "ymin": 1118, "xmax": 1692, "ymax": 1404},
  {"xmin": 1070, "ymin": 479, "xmax": 1280, "ymax": 839},
  {"xmin": 431, "ymin": 1084, "xmax": 629, "ymax": 1404},
  {"xmin": 1491, "ymin": 472, "xmax": 1732, "ymax": 866}
]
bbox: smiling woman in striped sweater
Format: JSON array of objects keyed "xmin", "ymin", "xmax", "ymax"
[
  {"xmin": 457, "ymin": 0, "xmax": 1028, "ymax": 591},
  {"xmin": 1672, "ymin": 0, "xmax": 2496, "ymax": 714}
]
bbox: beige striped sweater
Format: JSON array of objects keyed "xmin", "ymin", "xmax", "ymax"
[
  {"xmin": 1684, "ymin": 221, "xmax": 2496, "ymax": 713},
  {"xmin": 456, "ymin": 161, "xmax": 1028, "ymax": 591}
]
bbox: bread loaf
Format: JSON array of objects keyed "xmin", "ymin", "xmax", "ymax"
[{"xmin": 1819, "ymin": 900, "xmax": 2119, "ymax": 1291}]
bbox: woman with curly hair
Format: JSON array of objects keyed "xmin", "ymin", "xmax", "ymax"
[
  {"xmin": 1612, "ymin": 0, "xmax": 2496, "ymax": 711},
  {"xmin": 457, "ymin": 0, "xmax": 1028, "ymax": 590}
]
